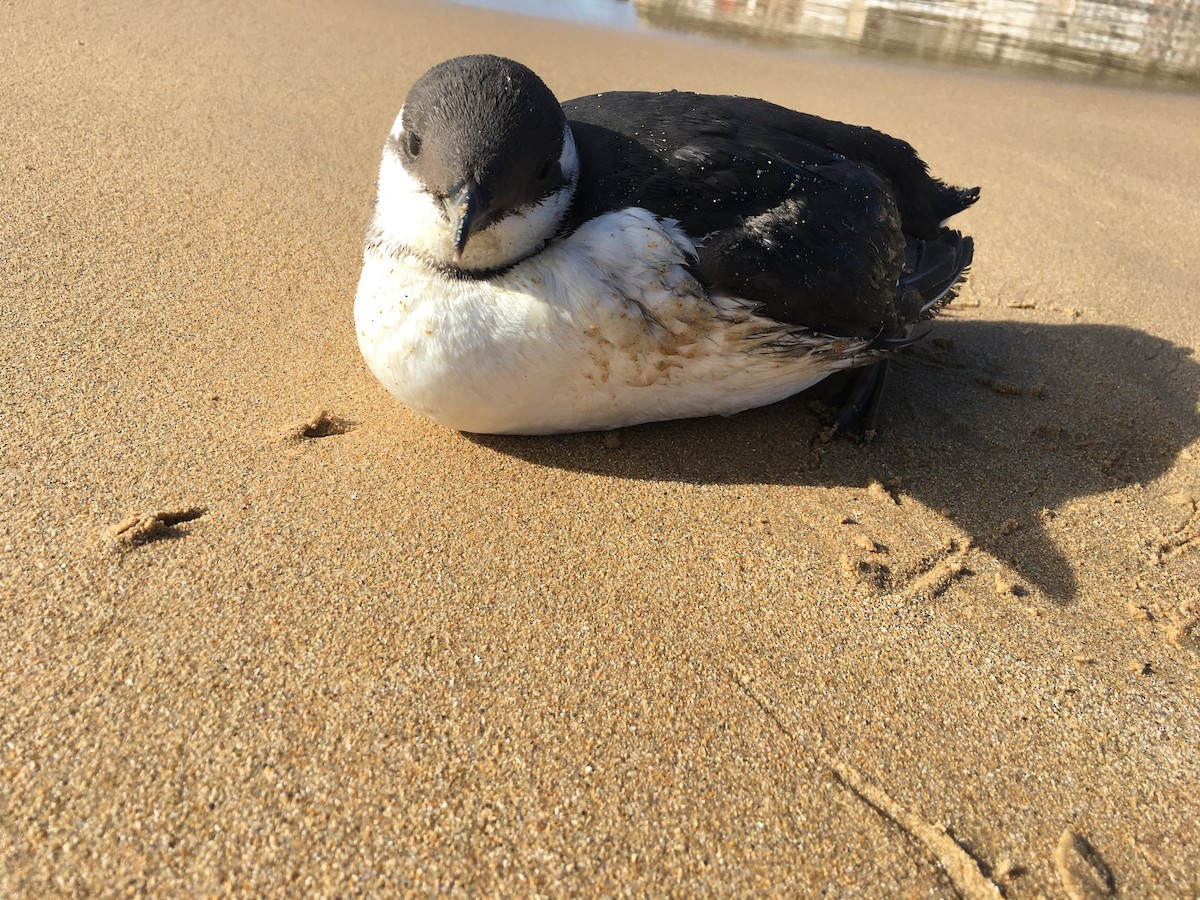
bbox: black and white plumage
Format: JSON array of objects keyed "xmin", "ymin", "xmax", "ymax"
[{"xmin": 355, "ymin": 54, "xmax": 978, "ymax": 435}]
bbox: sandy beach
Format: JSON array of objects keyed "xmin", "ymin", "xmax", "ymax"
[{"xmin": 3, "ymin": 0, "xmax": 1199, "ymax": 894}]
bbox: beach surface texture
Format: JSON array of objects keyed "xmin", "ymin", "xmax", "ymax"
[{"xmin": 3, "ymin": 0, "xmax": 1199, "ymax": 894}]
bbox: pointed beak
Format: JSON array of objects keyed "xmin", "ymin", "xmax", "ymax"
[{"xmin": 445, "ymin": 179, "xmax": 488, "ymax": 262}]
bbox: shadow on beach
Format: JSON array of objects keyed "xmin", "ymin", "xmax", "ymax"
[{"xmin": 472, "ymin": 320, "xmax": 1200, "ymax": 600}]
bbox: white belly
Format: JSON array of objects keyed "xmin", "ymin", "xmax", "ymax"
[{"xmin": 354, "ymin": 209, "xmax": 868, "ymax": 434}]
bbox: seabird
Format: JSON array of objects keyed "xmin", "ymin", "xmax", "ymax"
[{"xmin": 355, "ymin": 54, "xmax": 978, "ymax": 436}]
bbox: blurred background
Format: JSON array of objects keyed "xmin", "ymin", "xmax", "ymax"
[{"xmin": 451, "ymin": 0, "xmax": 1200, "ymax": 89}]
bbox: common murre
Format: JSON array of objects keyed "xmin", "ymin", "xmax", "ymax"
[{"xmin": 355, "ymin": 54, "xmax": 978, "ymax": 436}]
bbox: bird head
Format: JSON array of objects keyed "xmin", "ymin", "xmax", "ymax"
[{"xmin": 369, "ymin": 55, "xmax": 578, "ymax": 273}]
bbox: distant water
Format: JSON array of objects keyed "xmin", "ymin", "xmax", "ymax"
[
  {"xmin": 442, "ymin": 0, "xmax": 1200, "ymax": 90},
  {"xmin": 444, "ymin": 0, "xmax": 639, "ymax": 29}
]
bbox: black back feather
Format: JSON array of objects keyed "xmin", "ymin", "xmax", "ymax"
[{"xmin": 562, "ymin": 90, "xmax": 978, "ymax": 339}]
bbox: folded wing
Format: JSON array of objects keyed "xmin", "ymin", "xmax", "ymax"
[{"xmin": 563, "ymin": 91, "xmax": 978, "ymax": 340}]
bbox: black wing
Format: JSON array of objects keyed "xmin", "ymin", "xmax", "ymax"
[{"xmin": 562, "ymin": 91, "xmax": 978, "ymax": 338}]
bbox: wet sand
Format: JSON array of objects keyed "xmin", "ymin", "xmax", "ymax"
[{"xmin": 3, "ymin": 0, "xmax": 1199, "ymax": 894}]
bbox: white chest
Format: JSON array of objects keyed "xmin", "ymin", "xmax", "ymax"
[{"xmin": 354, "ymin": 209, "xmax": 864, "ymax": 434}]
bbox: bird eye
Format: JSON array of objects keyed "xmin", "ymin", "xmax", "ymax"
[
  {"xmin": 535, "ymin": 157, "xmax": 554, "ymax": 181},
  {"xmin": 405, "ymin": 131, "xmax": 422, "ymax": 158}
]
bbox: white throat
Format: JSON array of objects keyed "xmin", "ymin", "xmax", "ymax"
[{"xmin": 367, "ymin": 109, "xmax": 580, "ymax": 272}]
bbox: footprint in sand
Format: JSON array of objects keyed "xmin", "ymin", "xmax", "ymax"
[
  {"xmin": 286, "ymin": 409, "xmax": 354, "ymax": 440},
  {"xmin": 1055, "ymin": 828, "xmax": 1116, "ymax": 899},
  {"xmin": 109, "ymin": 508, "xmax": 206, "ymax": 548}
]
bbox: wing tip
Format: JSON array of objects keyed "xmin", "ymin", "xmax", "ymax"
[
  {"xmin": 939, "ymin": 184, "xmax": 981, "ymax": 222},
  {"xmin": 924, "ymin": 230, "xmax": 974, "ymax": 314}
]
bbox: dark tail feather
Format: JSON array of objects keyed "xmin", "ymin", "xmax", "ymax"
[
  {"xmin": 872, "ymin": 230, "xmax": 974, "ymax": 350},
  {"xmin": 902, "ymin": 230, "xmax": 974, "ymax": 316}
]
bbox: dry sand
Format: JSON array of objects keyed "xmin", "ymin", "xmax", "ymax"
[{"xmin": 3, "ymin": 0, "xmax": 1200, "ymax": 894}]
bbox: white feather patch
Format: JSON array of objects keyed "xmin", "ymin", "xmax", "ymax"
[{"xmin": 356, "ymin": 207, "xmax": 870, "ymax": 434}]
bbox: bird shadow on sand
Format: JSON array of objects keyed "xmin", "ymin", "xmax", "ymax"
[{"xmin": 470, "ymin": 320, "xmax": 1200, "ymax": 600}]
